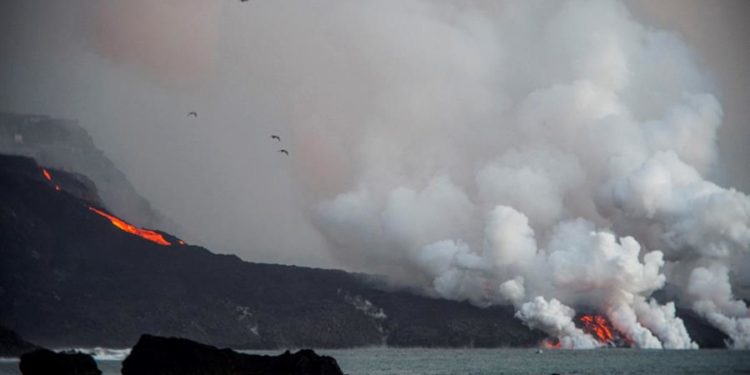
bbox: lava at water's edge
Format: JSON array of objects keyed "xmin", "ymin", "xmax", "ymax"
[
  {"xmin": 88, "ymin": 206, "xmax": 172, "ymax": 246},
  {"xmin": 542, "ymin": 339, "xmax": 561, "ymax": 349},
  {"xmin": 580, "ymin": 314, "xmax": 615, "ymax": 344}
]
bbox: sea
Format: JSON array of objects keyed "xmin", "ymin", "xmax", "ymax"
[{"xmin": 2, "ymin": 347, "xmax": 749, "ymax": 374}]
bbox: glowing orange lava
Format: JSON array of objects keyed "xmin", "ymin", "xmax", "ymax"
[
  {"xmin": 580, "ymin": 314, "xmax": 614, "ymax": 343},
  {"xmin": 41, "ymin": 168, "xmax": 61, "ymax": 191},
  {"xmin": 43, "ymin": 169, "xmax": 178, "ymax": 246},
  {"xmin": 88, "ymin": 206, "xmax": 171, "ymax": 246},
  {"xmin": 542, "ymin": 339, "xmax": 561, "ymax": 349}
]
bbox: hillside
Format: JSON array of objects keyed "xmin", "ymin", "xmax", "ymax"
[{"xmin": 0, "ymin": 153, "xmax": 543, "ymax": 349}]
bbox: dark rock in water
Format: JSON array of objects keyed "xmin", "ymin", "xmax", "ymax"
[
  {"xmin": 264, "ymin": 349, "xmax": 343, "ymax": 375},
  {"xmin": 19, "ymin": 349, "xmax": 101, "ymax": 375},
  {"xmin": 0, "ymin": 326, "xmax": 39, "ymax": 357},
  {"xmin": 122, "ymin": 334, "xmax": 343, "ymax": 375}
]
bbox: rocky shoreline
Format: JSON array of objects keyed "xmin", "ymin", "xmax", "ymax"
[
  {"xmin": 18, "ymin": 334, "xmax": 343, "ymax": 375},
  {"xmin": 5, "ymin": 326, "xmax": 344, "ymax": 375}
]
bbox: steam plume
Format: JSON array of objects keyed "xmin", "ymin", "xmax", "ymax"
[{"xmin": 309, "ymin": 0, "xmax": 749, "ymax": 348}]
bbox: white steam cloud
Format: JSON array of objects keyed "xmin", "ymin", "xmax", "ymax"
[{"xmin": 310, "ymin": 0, "xmax": 749, "ymax": 348}]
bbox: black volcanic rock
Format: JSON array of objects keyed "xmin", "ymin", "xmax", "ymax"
[
  {"xmin": 0, "ymin": 326, "xmax": 39, "ymax": 357},
  {"xmin": 122, "ymin": 334, "xmax": 343, "ymax": 375},
  {"xmin": 0, "ymin": 153, "xmax": 542, "ymax": 349},
  {"xmin": 19, "ymin": 349, "xmax": 100, "ymax": 375},
  {"xmin": 677, "ymin": 308, "xmax": 729, "ymax": 348},
  {"xmin": 0, "ymin": 152, "xmax": 727, "ymax": 349}
]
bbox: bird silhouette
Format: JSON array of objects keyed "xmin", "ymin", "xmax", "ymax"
[
  {"xmin": 187, "ymin": 112, "xmax": 198, "ymax": 118},
  {"xmin": 278, "ymin": 149, "xmax": 289, "ymax": 156},
  {"xmin": 271, "ymin": 135, "xmax": 281, "ymax": 142}
]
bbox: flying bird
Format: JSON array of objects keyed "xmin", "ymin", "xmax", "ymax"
[
  {"xmin": 271, "ymin": 135, "xmax": 281, "ymax": 142},
  {"xmin": 187, "ymin": 112, "xmax": 198, "ymax": 118},
  {"xmin": 278, "ymin": 149, "xmax": 289, "ymax": 156}
]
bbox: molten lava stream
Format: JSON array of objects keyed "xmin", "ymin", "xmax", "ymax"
[
  {"xmin": 580, "ymin": 315, "xmax": 615, "ymax": 344},
  {"xmin": 41, "ymin": 168, "xmax": 62, "ymax": 191},
  {"xmin": 88, "ymin": 206, "xmax": 171, "ymax": 246}
]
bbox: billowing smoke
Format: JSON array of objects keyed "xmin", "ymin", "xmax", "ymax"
[
  {"xmin": 308, "ymin": 0, "xmax": 750, "ymax": 348},
  {"xmin": 3, "ymin": 0, "xmax": 749, "ymax": 348}
]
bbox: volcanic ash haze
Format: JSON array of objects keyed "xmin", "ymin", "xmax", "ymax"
[{"xmin": 2, "ymin": 0, "xmax": 750, "ymax": 348}]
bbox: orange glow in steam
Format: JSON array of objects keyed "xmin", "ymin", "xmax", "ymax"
[{"xmin": 542, "ymin": 339, "xmax": 561, "ymax": 349}]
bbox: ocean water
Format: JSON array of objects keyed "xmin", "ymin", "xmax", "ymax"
[{"xmin": 2, "ymin": 347, "xmax": 749, "ymax": 375}]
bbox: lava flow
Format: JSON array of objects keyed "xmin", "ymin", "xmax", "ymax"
[
  {"xmin": 88, "ymin": 206, "xmax": 171, "ymax": 246},
  {"xmin": 542, "ymin": 339, "xmax": 561, "ymax": 349},
  {"xmin": 580, "ymin": 314, "xmax": 615, "ymax": 344},
  {"xmin": 41, "ymin": 168, "xmax": 61, "ymax": 191}
]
